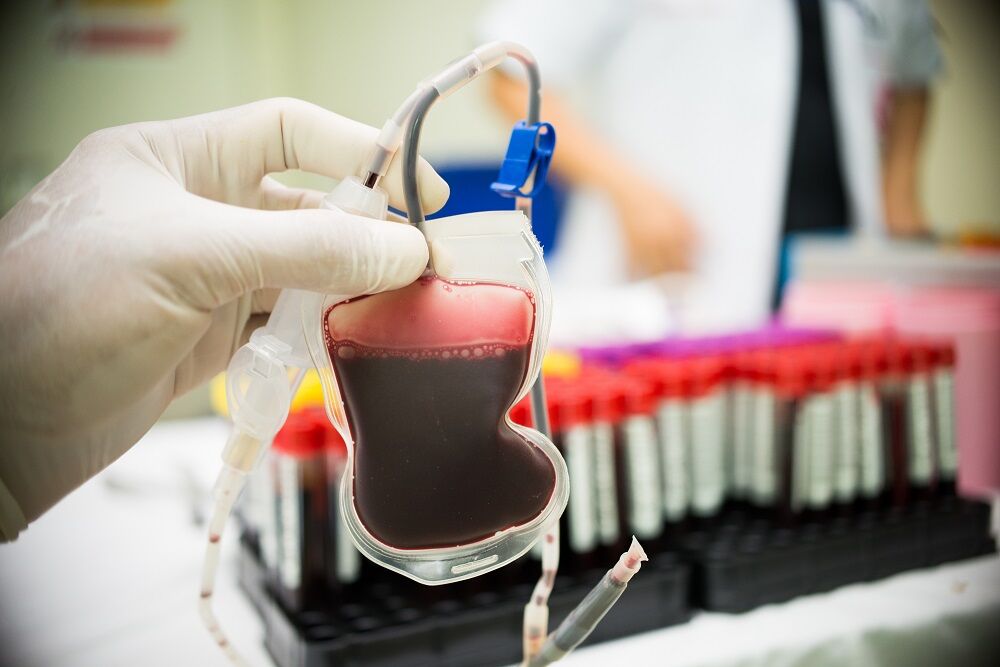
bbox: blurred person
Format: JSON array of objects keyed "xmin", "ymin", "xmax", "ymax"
[
  {"xmin": 482, "ymin": 0, "xmax": 941, "ymax": 330},
  {"xmin": 0, "ymin": 98, "xmax": 449, "ymax": 540}
]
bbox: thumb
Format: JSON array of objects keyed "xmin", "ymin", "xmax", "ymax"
[{"xmin": 180, "ymin": 202, "xmax": 429, "ymax": 309}]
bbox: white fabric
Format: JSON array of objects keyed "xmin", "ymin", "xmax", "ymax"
[
  {"xmin": 0, "ymin": 98, "xmax": 450, "ymax": 539},
  {"xmin": 0, "ymin": 417, "xmax": 996, "ymax": 667},
  {"xmin": 480, "ymin": 0, "xmax": 942, "ymax": 335}
]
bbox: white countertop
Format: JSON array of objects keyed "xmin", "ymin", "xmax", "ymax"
[{"xmin": 1, "ymin": 417, "xmax": 998, "ymax": 667}]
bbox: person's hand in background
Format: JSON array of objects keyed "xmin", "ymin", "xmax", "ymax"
[
  {"xmin": 0, "ymin": 98, "xmax": 449, "ymax": 539},
  {"xmin": 490, "ymin": 72, "xmax": 696, "ymax": 276},
  {"xmin": 883, "ymin": 175, "xmax": 929, "ymax": 237},
  {"xmin": 882, "ymin": 88, "xmax": 932, "ymax": 238},
  {"xmin": 610, "ymin": 172, "xmax": 697, "ymax": 275}
]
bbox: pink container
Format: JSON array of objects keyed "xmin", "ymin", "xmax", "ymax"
[
  {"xmin": 894, "ymin": 288, "xmax": 1000, "ymax": 500},
  {"xmin": 781, "ymin": 282, "xmax": 895, "ymax": 335}
]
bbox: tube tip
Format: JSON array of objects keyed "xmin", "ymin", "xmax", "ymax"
[
  {"xmin": 611, "ymin": 537, "xmax": 648, "ymax": 584},
  {"xmin": 629, "ymin": 536, "xmax": 649, "ymax": 563}
]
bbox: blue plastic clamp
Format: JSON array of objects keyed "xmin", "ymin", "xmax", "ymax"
[{"xmin": 490, "ymin": 121, "xmax": 556, "ymax": 199}]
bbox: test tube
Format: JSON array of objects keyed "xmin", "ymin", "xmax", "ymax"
[
  {"xmin": 855, "ymin": 339, "xmax": 888, "ymax": 508},
  {"xmin": 770, "ymin": 354, "xmax": 809, "ymax": 523},
  {"xmin": 614, "ymin": 378, "xmax": 663, "ymax": 546},
  {"xmin": 633, "ymin": 360, "xmax": 690, "ymax": 529},
  {"xmin": 323, "ymin": 418, "xmax": 361, "ymax": 591},
  {"xmin": 747, "ymin": 350, "xmax": 780, "ymax": 513},
  {"xmin": 271, "ymin": 409, "xmax": 329, "ymax": 612},
  {"xmin": 729, "ymin": 351, "xmax": 755, "ymax": 508},
  {"xmin": 903, "ymin": 341, "xmax": 936, "ymax": 499},
  {"xmin": 880, "ymin": 339, "xmax": 913, "ymax": 507},
  {"xmin": 929, "ymin": 341, "xmax": 958, "ymax": 494},
  {"xmin": 685, "ymin": 358, "xmax": 728, "ymax": 522},
  {"xmin": 800, "ymin": 348, "xmax": 837, "ymax": 520},
  {"xmin": 584, "ymin": 378, "xmax": 623, "ymax": 554},
  {"xmin": 551, "ymin": 384, "xmax": 600, "ymax": 569},
  {"xmin": 832, "ymin": 342, "xmax": 862, "ymax": 509}
]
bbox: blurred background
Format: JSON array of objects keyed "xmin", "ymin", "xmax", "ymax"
[
  {"xmin": 3, "ymin": 0, "xmax": 997, "ymax": 419},
  {"xmin": 1, "ymin": 1, "xmax": 997, "ymax": 229},
  {"xmin": 2, "ymin": 3, "xmax": 999, "ymax": 667}
]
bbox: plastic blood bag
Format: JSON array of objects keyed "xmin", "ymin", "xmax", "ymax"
[
  {"xmin": 326, "ymin": 276, "xmax": 554, "ymax": 548},
  {"xmin": 314, "ymin": 210, "xmax": 569, "ymax": 583}
]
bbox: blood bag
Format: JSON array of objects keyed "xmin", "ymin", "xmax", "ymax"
[{"xmin": 303, "ymin": 210, "xmax": 568, "ymax": 584}]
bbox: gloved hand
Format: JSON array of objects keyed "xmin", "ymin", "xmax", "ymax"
[{"xmin": 0, "ymin": 98, "xmax": 449, "ymax": 540}]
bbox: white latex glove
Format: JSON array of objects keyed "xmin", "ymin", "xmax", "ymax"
[{"xmin": 0, "ymin": 98, "xmax": 449, "ymax": 540}]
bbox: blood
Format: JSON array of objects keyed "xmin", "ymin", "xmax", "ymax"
[{"xmin": 325, "ymin": 276, "xmax": 556, "ymax": 549}]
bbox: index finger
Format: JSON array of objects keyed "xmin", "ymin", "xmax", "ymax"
[{"xmin": 165, "ymin": 97, "xmax": 450, "ymax": 214}]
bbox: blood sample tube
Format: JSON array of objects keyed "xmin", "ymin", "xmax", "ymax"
[
  {"xmin": 272, "ymin": 409, "xmax": 328, "ymax": 612},
  {"xmin": 634, "ymin": 360, "xmax": 690, "ymax": 530},
  {"xmin": 554, "ymin": 385, "xmax": 599, "ymax": 569},
  {"xmin": 800, "ymin": 348, "xmax": 836, "ymax": 521},
  {"xmin": 929, "ymin": 341, "xmax": 958, "ymax": 494},
  {"xmin": 856, "ymin": 339, "xmax": 888, "ymax": 508},
  {"xmin": 614, "ymin": 378, "xmax": 664, "ymax": 546},
  {"xmin": 729, "ymin": 351, "xmax": 755, "ymax": 509},
  {"xmin": 747, "ymin": 350, "xmax": 779, "ymax": 513},
  {"xmin": 880, "ymin": 339, "xmax": 912, "ymax": 507},
  {"xmin": 586, "ymin": 380, "xmax": 623, "ymax": 554},
  {"xmin": 771, "ymin": 354, "xmax": 809, "ymax": 523},
  {"xmin": 685, "ymin": 358, "xmax": 728, "ymax": 522},
  {"xmin": 323, "ymin": 418, "xmax": 361, "ymax": 591},
  {"xmin": 833, "ymin": 342, "xmax": 862, "ymax": 509},
  {"xmin": 903, "ymin": 341, "xmax": 936, "ymax": 499}
]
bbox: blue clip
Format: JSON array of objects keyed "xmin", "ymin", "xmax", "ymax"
[{"xmin": 490, "ymin": 121, "xmax": 556, "ymax": 199}]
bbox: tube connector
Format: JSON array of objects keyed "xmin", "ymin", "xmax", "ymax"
[
  {"xmin": 611, "ymin": 536, "xmax": 648, "ymax": 584},
  {"xmin": 426, "ymin": 53, "xmax": 485, "ymax": 98}
]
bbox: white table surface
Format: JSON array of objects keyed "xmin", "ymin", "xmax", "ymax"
[{"xmin": 1, "ymin": 417, "xmax": 998, "ymax": 667}]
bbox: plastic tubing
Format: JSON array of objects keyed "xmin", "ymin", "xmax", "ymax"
[
  {"xmin": 400, "ymin": 41, "xmax": 541, "ymax": 230},
  {"xmin": 527, "ymin": 538, "xmax": 648, "ymax": 667},
  {"xmin": 199, "ymin": 462, "xmax": 252, "ymax": 664}
]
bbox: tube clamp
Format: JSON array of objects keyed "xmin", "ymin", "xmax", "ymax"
[{"xmin": 491, "ymin": 121, "xmax": 556, "ymax": 199}]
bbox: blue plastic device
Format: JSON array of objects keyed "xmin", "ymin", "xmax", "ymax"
[{"xmin": 491, "ymin": 121, "xmax": 556, "ymax": 199}]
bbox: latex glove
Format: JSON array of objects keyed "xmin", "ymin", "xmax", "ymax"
[
  {"xmin": 0, "ymin": 98, "xmax": 449, "ymax": 540},
  {"xmin": 611, "ymin": 173, "xmax": 697, "ymax": 275}
]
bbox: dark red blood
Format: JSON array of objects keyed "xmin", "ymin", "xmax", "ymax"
[{"xmin": 326, "ymin": 279, "xmax": 555, "ymax": 549}]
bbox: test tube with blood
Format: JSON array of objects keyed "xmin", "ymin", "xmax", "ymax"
[
  {"xmin": 832, "ymin": 342, "xmax": 864, "ymax": 513},
  {"xmin": 624, "ymin": 359, "xmax": 689, "ymax": 539},
  {"xmin": 929, "ymin": 341, "xmax": 958, "ymax": 495},
  {"xmin": 585, "ymin": 379, "xmax": 624, "ymax": 557},
  {"xmin": 614, "ymin": 378, "xmax": 664, "ymax": 548},
  {"xmin": 880, "ymin": 339, "xmax": 913, "ymax": 508},
  {"xmin": 903, "ymin": 341, "xmax": 937, "ymax": 501},
  {"xmin": 729, "ymin": 351, "xmax": 756, "ymax": 511},
  {"xmin": 855, "ymin": 338, "xmax": 889, "ymax": 510},
  {"xmin": 685, "ymin": 358, "xmax": 728, "ymax": 526},
  {"xmin": 747, "ymin": 350, "xmax": 780, "ymax": 517},
  {"xmin": 799, "ymin": 347, "xmax": 837, "ymax": 524},
  {"xmin": 550, "ymin": 384, "xmax": 599, "ymax": 572},
  {"xmin": 271, "ymin": 409, "xmax": 329, "ymax": 612},
  {"xmin": 771, "ymin": 354, "xmax": 810, "ymax": 525}
]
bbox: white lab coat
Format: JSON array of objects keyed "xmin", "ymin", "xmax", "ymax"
[{"xmin": 480, "ymin": 0, "xmax": 941, "ymax": 339}]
